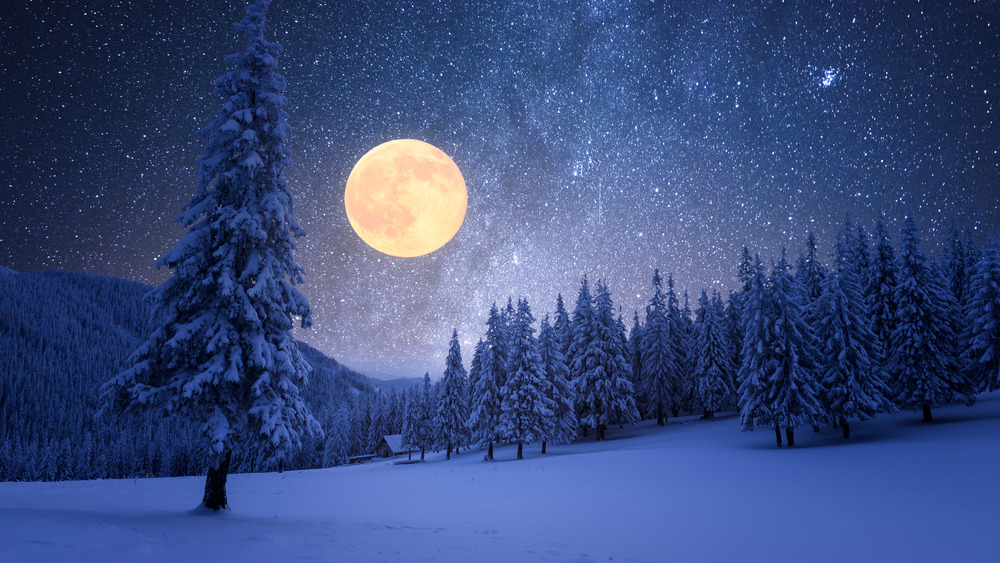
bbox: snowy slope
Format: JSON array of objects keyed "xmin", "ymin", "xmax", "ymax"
[{"xmin": 3, "ymin": 395, "xmax": 999, "ymax": 563}]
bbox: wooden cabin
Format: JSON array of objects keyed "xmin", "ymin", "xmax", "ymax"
[{"xmin": 374, "ymin": 434, "xmax": 411, "ymax": 458}]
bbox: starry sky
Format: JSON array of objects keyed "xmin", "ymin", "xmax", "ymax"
[{"xmin": 3, "ymin": 0, "xmax": 998, "ymax": 379}]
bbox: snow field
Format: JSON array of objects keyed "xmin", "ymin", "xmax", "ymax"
[{"xmin": 3, "ymin": 394, "xmax": 1000, "ymax": 562}]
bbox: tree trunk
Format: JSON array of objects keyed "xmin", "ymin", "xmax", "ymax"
[
  {"xmin": 541, "ymin": 440, "xmax": 547, "ymax": 454},
  {"xmin": 707, "ymin": 409, "xmax": 714, "ymax": 420},
  {"xmin": 582, "ymin": 425, "xmax": 588, "ymax": 438},
  {"xmin": 785, "ymin": 427, "xmax": 795, "ymax": 447},
  {"xmin": 202, "ymin": 449, "xmax": 231, "ymax": 511},
  {"xmin": 922, "ymin": 403, "xmax": 933, "ymax": 423},
  {"xmin": 775, "ymin": 425, "xmax": 783, "ymax": 447},
  {"xmin": 487, "ymin": 441, "xmax": 494, "ymax": 461},
  {"xmin": 841, "ymin": 420, "xmax": 851, "ymax": 439},
  {"xmin": 516, "ymin": 442, "xmax": 523, "ymax": 460},
  {"xmin": 408, "ymin": 450, "xmax": 412, "ymax": 461},
  {"xmin": 812, "ymin": 423, "xmax": 820, "ymax": 433},
  {"xmin": 446, "ymin": 444, "xmax": 452, "ymax": 460},
  {"xmin": 420, "ymin": 448, "xmax": 425, "ymax": 461}
]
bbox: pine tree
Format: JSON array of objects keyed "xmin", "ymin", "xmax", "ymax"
[
  {"xmin": 400, "ymin": 386, "xmax": 420, "ymax": 460},
  {"xmin": 639, "ymin": 270, "xmax": 677, "ymax": 425},
  {"xmin": 100, "ymin": 0, "xmax": 318, "ymax": 510},
  {"xmin": 678, "ymin": 290, "xmax": 698, "ymax": 414},
  {"xmin": 738, "ymin": 256, "xmax": 776, "ymax": 441},
  {"xmin": 815, "ymin": 230, "xmax": 896, "ymax": 439},
  {"xmin": 767, "ymin": 253, "xmax": 824, "ymax": 446},
  {"xmin": 499, "ymin": 300, "xmax": 555, "ymax": 459},
  {"xmin": 725, "ymin": 292, "xmax": 743, "ymax": 397},
  {"xmin": 963, "ymin": 239, "xmax": 1000, "ymax": 392},
  {"xmin": 693, "ymin": 290, "xmax": 736, "ymax": 419},
  {"xmin": 573, "ymin": 281, "xmax": 639, "ymax": 440},
  {"xmin": 467, "ymin": 305, "xmax": 506, "ymax": 460},
  {"xmin": 869, "ymin": 216, "xmax": 898, "ymax": 365},
  {"xmin": 627, "ymin": 311, "xmax": 645, "ymax": 418},
  {"xmin": 889, "ymin": 217, "xmax": 973, "ymax": 422},
  {"xmin": 538, "ymin": 314, "xmax": 576, "ymax": 449},
  {"xmin": 568, "ymin": 276, "xmax": 595, "ymax": 436},
  {"xmin": 553, "ymin": 293, "xmax": 573, "ymax": 361},
  {"xmin": 415, "ymin": 373, "xmax": 436, "ymax": 460},
  {"xmin": 435, "ymin": 329, "xmax": 468, "ymax": 459},
  {"xmin": 665, "ymin": 275, "xmax": 687, "ymax": 417},
  {"xmin": 795, "ymin": 231, "xmax": 827, "ymax": 303}
]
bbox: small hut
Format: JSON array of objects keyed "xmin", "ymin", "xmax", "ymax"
[{"xmin": 374, "ymin": 434, "xmax": 410, "ymax": 458}]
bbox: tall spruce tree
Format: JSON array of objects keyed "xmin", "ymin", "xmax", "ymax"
[
  {"xmin": 499, "ymin": 300, "xmax": 555, "ymax": 460},
  {"xmin": 693, "ymin": 290, "xmax": 736, "ymax": 419},
  {"xmin": 869, "ymin": 217, "xmax": 898, "ymax": 365},
  {"xmin": 963, "ymin": 239, "xmax": 1000, "ymax": 392},
  {"xmin": 737, "ymin": 256, "xmax": 779, "ymax": 443},
  {"xmin": 435, "ymin": 329, "xmax": 468, "ymax": 459},
  {"xmin": 467, "ymin": 304, "xmax": 505, "ymax": 460},
  {"xmin": 767, "ymin": 253, "xmax": 824, "ymax": 446},
  {"xmin": 889, "ymin": 217, "xmax": 973, "ymax": 422},
  {"xmin": 573, "ymin": 281, "xmax": 639, "ymax": 440},
  {"xmin": 538, "ymin": 315, "xmax": 577, "ymax": 450},
  {"xmin": 815, "ymin": 230, "xmax": 896, "ymax": 439},
  {"xmin": 640, "ymin": 270, "xmax": 677, "ymax": 425},
  {"xmin": 665, "ymin": 275, "xmax": 686, "ymax": 417},
  {"xmin": 414, "ymin": 373, "xmax": 435, "ymax": 460},
  {"xmin": 628, "ymin": 311, "xmax": 646, "ymax": 418},
  {"xmin": 554, "ymin": 294, "xmax": 573, "ymax": 361},
  {"xmin": 100, "ymin": 0, "xmax": 318, "ymax": 510},
  {"xmin": 568, "ymin": 276, "xmax": 595, "ymax": 436}
]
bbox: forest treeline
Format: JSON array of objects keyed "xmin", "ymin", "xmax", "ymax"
[
  {"xmin": 0, "ymin": 270, "xmax": 377, "ymax": 481},
  {"xmin": 3, "ymin": 214, "xmax": 999, "ymax": 478},
  {"xmin": 373, "ymin": 216, "xmax": 999, "ymax": 459}
]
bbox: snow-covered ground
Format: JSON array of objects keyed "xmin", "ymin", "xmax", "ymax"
[{"xmin": 3, "ymin": 395, "xmax": 1000, "ymax": 563}]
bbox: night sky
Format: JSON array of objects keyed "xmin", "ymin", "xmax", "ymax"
[{"xmin": 3, "ymin": 0, "xmax": 998, "ymax": 379}]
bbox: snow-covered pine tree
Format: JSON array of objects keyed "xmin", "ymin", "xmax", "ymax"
[
  {"xmin": 945, "ymin": 223, "xmax": 981, "ymax": 381},
  {"xmin": 611, "ymin": 308, "xmax": 638, "ymax": 428},
  {"xmin": 725, "ymin": 292, "xmax": 743, "ymax": 400},
  {"xmin": 640, "ymin": 270, "xmax": 677, "ymax": 425},
  {"xmin": 889, "ymin": 217, "xmax": 974, "ymax": 422},
  {"xmin": 665, "ymin": 275, "xmax": 687, "ymax": 417},
  {"xmin": 963, "ymin": 238, "xmax": 1000, "ymax": 393},
  {"xmin": 678, "ymin": 290, "xmax": 698, "ymax": 414},
  {"xmin": 738, "ymin": 255, "xmax": 777, "ymax": 443},
  {"xmin": 815, "ymin": 229, "xmax": 896, "ymax": 439},
  {"xmin": 795, "ymin": 231, "xmax": 827, "ymax": 303},
  {"xmin": 693, "ymin": 290, "xmax": 736, "ymax": 420},
  {"xmin": 628, "ymin": 310, "xmax": 646, "ymax": 418},
  {"xmin": 538, "ymin": 314, "xmax": 577, "ymax": 450},
  {"xmin": 852, "ymin": 223, "xmax": 873, "ymax": 289},
  {"xmin": 554, "ymin": 293, "xmax": 573, "ymax": 361},
  {"xmin": 435, "ymin": 330, "xmax": 468, "ymax": 459},
  {"xmin": 767, "ymin": 252, "xmax": 824, "ymax": 446},
  {"xmin": 367, "ymin": 395, "xmax": 387, "ymax": 453},
  {"xmin": 415, "ymin": 373, "xmax": 436, "ymax": 460},
  {"xmin": 573, "ymin": 281, "xmax": 639, "ymax": 440},
  {"xmin": 568, "ymin": 276, "xmax": 595, "ymax": 436},
  {"xmin": 467, "ymin": 304, "xmax": 506, "ymax": 460},
  {"xmin": 499, "ymin": 299, "xmax": 555, "ymax": 460},
  {"xmin": 100, "ymin": 0, "xmax": 319, "ymax": 510},
  {"xmin": 400, "ymin": 386, "xmax": 421, "ymax": 461},
  {"xmin": 869, "ymin": 216, "xmax": 898, "ymax": 366},
  {"xmin": 322, "ymin": 405, "xmax": 352, "ymax": 467}
]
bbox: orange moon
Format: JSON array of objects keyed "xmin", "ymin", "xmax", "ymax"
[{"xmin": 344, "ymin": 139, "xmax": 467, "ymax": 258}]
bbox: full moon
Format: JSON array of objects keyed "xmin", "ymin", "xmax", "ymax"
[{"xmin": 344, "ymin": 139, "xmax": 467, "ymax": 258}]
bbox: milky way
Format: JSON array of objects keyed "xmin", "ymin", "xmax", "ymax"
[{"xmin": 3, "ymin": 1, "xmax": 998, "ymax": 378}]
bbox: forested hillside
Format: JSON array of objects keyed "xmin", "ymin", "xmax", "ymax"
[{"xmin": 0, "ymin": 268, "xmax": 375, "ymax": 481}]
